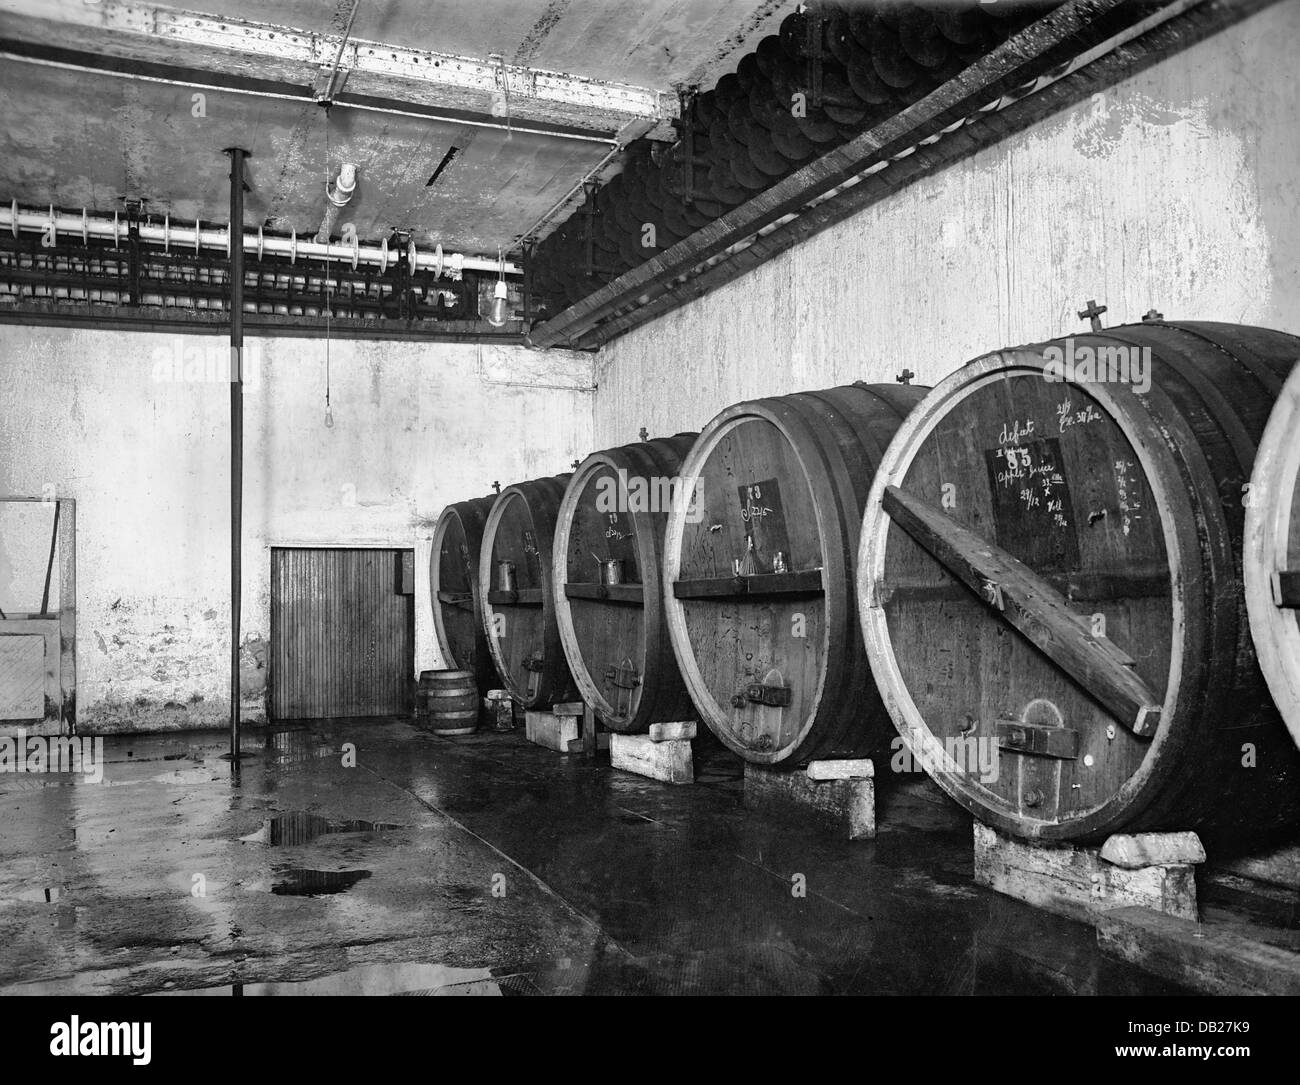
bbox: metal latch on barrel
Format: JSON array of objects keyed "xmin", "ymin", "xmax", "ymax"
[
  {"xmin": 603, "ymin": 663, "xmax": 641, "ymax": 689},
  {"xmin": 994, "ymin": 719, "xmax": 1078, "ymax": 759},
  {"xmin": 745, "ymin": 681, "xmax": 791, "ymax": 708}
]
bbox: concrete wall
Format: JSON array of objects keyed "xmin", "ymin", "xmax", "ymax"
[
  {"xmin": 0, "ymin": 328, "xmax": 594, "ymax": 732},
  {"xmin": 592, "ymin": 1, "xmax": 1300, "ymax": 445}
]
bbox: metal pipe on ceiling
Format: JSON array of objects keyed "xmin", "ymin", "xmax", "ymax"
[
  {"xmin": 315, "ymin": 162, "xmax": 359, "ymax": 244},
  {"xmin": 1, "ymin": 203, "xmax": 522, "ymax": 276},
  {"xmin": 0, "ymin": 51, "xmax": 621, "ymax": 145}
]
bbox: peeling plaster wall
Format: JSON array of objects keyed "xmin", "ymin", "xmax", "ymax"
[
  {"xmin": 593, "ymin": 3, "xmax": 1300, "ymax": 445},
  {"xmin": 0, "ymin": 330, "xmax": 595, "ymax": 733}
]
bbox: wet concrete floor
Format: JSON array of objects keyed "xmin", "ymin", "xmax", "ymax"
[{"xmin": 0, "ymin": 720, "xmax": 1191, "ymax": 995}]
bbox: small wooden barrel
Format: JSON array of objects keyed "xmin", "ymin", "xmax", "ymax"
[
  {"xmin": 418, "ymin": 669, "xmax": 479, "ymax": 735},
  {"xmin": 663, "ymin": 383, "xmax": 928, "ymax": 765},
  {"xmin": 553, "ymin": 433, "xmax": 699, "ymax": 732},
  {"xmin": 431, "ymin": 495, "xmax": 498, "ymax": 690},
  {"xmin": 479, "ymin": 475, "xmax": 579, "ymax": 709},
  {"xmin": 1246, "ymin": 359, "xmax": 1300, "ymax": 749},
  {"xmin": 859, "ymin": 321, "xmax": 1300, "ymax": 845}
]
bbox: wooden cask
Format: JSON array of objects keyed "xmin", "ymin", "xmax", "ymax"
[
  {"xmin": 418, "ymin": 669, "xmax": 479, "ymax": 735},
  {"xmin": 430, "ymin": 495, "xmax": 498, "ymax": 689},
  {"xmin": 1245, "ymin": 359, "xmax": 1300, "ymax": 749},
  {"xmin": 479, "ymin": 475, "xmax": 579, "ymax": 709},
  {"xmin": 663, "ymin": 383, "xmax": 928, "ymax": 765},
  {"xmin": 859, "ymin": 321, "xmax": 1300, "ymax": 846},
  {"xmin": 553, "ymin": 433, "xmax": 699, "ymax": 732}
]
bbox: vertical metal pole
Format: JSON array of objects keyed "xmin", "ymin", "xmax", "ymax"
[{"xmin": 225, "ymin": 147, "xmax": 248, "ymax": 769}]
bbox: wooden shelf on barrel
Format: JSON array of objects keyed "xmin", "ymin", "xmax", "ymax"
[
  {"xmin": 487, "ymin": 587, "xmax": 544, "ymax": 606},
  {"xmin": 671, "ymin": 569, "xmax": 824, "ymax": 599},
  {"xmin": 563, "ymin": 581, "xmax": 645, "ymax": 604}
]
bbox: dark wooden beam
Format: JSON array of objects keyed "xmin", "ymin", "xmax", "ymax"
[{"xmin": 882, "ymin": 485, "xmax": 1163, "ymax": 737}]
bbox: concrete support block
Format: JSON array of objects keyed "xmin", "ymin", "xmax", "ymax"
[
  {"xmin": 524, "ymin": 710, "xmax": 579, "ymax": 754},
  {"xmin": 973, "ymin": 822, "xmax": 1201, "ymax": 924},
  {"xmin": 609, "ymin": 733, "xmax": 693, "ymax": 784},
  {"xmin": 743, "ymin": 760, "xmax": 876, "ymax": 840}
]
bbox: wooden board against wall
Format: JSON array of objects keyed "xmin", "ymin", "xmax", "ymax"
[{"xmin": 270, "ymin": 547, "xmax": 415, "ymax": 721}]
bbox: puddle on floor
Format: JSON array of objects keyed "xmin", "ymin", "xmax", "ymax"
[
  {"xmin": 240, "ymin": 812, "xmax": 403, "ymax": 846},
  {"xmin": 154, "ymin": 961, "xmax": 530, "ymax": 996},
  {"xmin": 266, "ymin": 729, "xmax": 339, "ymax": 766},
  {"xmin": 270, "ymin": 868, "xmax": 371, "ymax": 896}
]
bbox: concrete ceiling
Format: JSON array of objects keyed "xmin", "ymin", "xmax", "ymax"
[
  {"xmin": 0, "ymin": 0, "xmax": 799, "ymax": 258},
  {"xmin": 165, "ymin": 0, "xmax": 793, "ymax": 88}
]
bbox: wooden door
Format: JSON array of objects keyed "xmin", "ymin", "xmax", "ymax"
[{"xmin": 270, "ymin": 547, "xmax": 414, "ymax": 720}]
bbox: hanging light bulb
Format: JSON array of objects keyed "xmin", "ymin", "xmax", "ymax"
[{"xmin": 486, "ymin": 247, "xmax": 509, "ymax": 327}]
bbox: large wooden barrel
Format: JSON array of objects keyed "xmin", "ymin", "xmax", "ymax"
[
  {"xmin": 1246, "ymin": 359, "xmax": 1300, "ymax": 749},
  {"xmin": 479, "ymin": 475, "xmax": 579, "ymax": 709},
  {"xmin": 431, "ymin": 495, "xmax": 498, "ymax": 689},
  {"xmin": 859, "ymin": 321, "xmax": 1300, "ymax": 846},
  {"xmin": 553, "ymin": 433, "xmax": 699, "ymax": 732},
  {"xmin": 663, "ymin": 383, "xmax": 929, "ymax": 765}
]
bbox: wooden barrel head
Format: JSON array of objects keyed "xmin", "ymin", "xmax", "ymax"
[
  {"xmin": 666, "ymin": 385, "xmax": 926, "ymax": 765},
  {"xmin": 480, "ymin": 476, "xmax": 577, "ymax": 709},
  {"xmin": 430, "ymin": 496, "xmax": 496, "ymax": 689},
  {"xmin": 553, "ymin": 435, "xmax": 698, "ymax": 732},
  {"xmin": 861, "ymin": 323, "xmax": 1300, "ymax": 843},
  {"xmin": 1246, "ymin": 358, "xmax": 1300, "ymax": 748}
]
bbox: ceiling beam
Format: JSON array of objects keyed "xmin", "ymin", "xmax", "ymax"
[{"xmin": 0, "ymin": 0, "xmax": 677, "ymax": 137}]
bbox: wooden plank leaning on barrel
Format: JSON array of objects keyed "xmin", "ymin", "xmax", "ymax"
[{"xmin": 859, "ymin": 321, "xmax": 1300, "ymax": 847}]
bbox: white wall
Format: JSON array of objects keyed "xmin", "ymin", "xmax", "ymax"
[
  {"xmin": 0, "ymin": 328, "xmax": 594, "ymax": 731},
  {"xmin": 592, "ymin": 1, "xmax": 1300, "ymax": 445}
]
